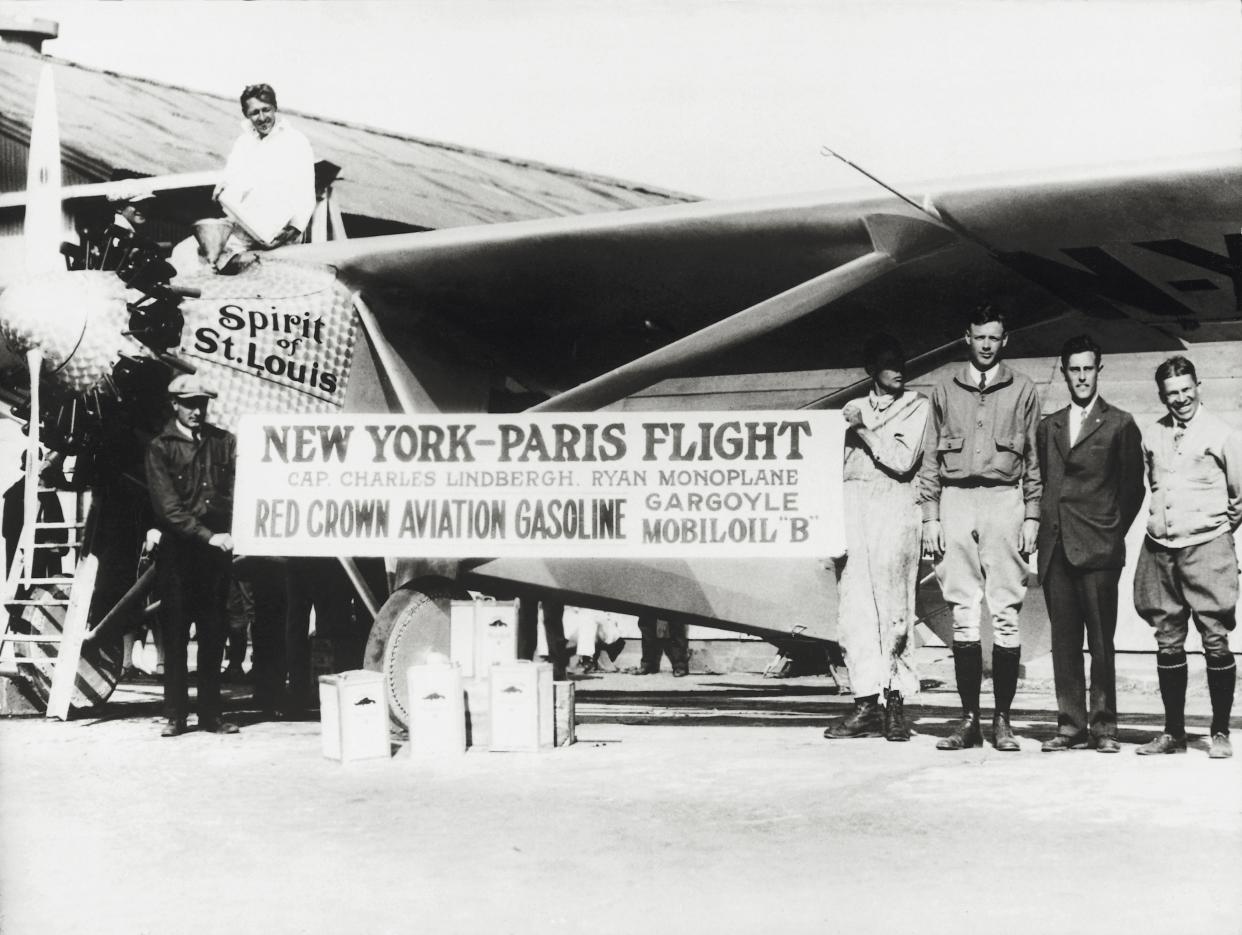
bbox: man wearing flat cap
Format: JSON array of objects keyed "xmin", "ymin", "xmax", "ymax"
[
  {"xmin": 145, "ymin": 375, "xmax": 239, "ymax": 737},
  {"xmin": 98, "ymin": 188, "xmax": 160, "ymax": 271}
]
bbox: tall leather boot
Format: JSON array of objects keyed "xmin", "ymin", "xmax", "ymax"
[
  {"xmin": 1138, "ymin": 651, "xmax": 1188, "ymax": 755},
  {"xmin": 824, "ymin": 695, "xmax": 882, "ymax": 739},
  {"xmin": 1206, "ymin": 655, "xmax": 1235, "ymax": 759},
  {"xmin": 991, "ymin": 644, "xmax": 1021, "ymax": 751},
  {"xmin": 937, "ymin": 641, "xmax": 982, "ymax": 750},
  {"xmin": 884, "ymin": 689, "xmax": 911, "ymax": 742}
]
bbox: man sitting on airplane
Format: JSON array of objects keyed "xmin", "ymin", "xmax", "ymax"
[{"xmin": 210, "ymin": 83, "xmax": 315, "ymax": 274}]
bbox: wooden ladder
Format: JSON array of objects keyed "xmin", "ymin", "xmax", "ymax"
[{"xmin": 0, "ymin": 349, "xmax": 100, "ymax": 721}]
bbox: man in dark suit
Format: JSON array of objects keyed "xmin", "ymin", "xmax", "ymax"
[{"xmin": 1036, "ymin": 335, "xmax": 1144, "ymax": 752}]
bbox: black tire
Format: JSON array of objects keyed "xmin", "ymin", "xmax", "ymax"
[{"xmin": 362, "ymin": 580, "xmax": 459, "ymax": 730}]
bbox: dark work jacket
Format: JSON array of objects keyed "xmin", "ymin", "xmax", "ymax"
[
  {"xmin": 1035, "ymin": 397, "xmax": 1144, "ymax": 580},
  {"xmin": 145, "ymin": 420, "xmax": 236, "ymax": 544},
  {"xmin": 2, "ymin": 480, "xmax": 67, "ymax": 578},
  {"xmin": 95, "ymin": 221, "xmax": 163, "ymax": 272}
]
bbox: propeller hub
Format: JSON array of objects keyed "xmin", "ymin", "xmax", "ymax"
[{"xmin": 0, "ymin": 269, "xmax": 143, "ymax": 393}]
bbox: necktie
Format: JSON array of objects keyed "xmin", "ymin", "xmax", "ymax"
[
  {"xmin": 977, "ymin": 372, "xmax": 987, "ymax": 393},
  {"xmin": 1070, "ymin": 406, "xmax": 1087, "ymax": 445}
]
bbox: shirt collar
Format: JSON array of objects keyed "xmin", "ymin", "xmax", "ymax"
[
  {"xmin": 868, "ymin": 388, "xmax": 900, "ymax": 412},
  {"xmin": 1071, "ymin": 394, "xmax": 1098, "ymax": 416},
  {"xmin": 967, "ymin": 363, "xmax": 1000, "ymax": 386},
  {"xmin": 113, "ymin": 213, "xmax": 134, "ymax": 232}
]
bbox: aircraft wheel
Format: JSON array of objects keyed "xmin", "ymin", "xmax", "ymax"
[
  {"xmin": 11, "ymin": 583, "xmax": 124, "ymax": 712},
  {"xmin": 363, "ymin": 580, "xmax": 460, "ymax": 730}
]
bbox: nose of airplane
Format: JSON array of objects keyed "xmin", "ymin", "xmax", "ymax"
[{"xmin": 0, "ymin": 269, "xmax": 139, "ymax": 394}]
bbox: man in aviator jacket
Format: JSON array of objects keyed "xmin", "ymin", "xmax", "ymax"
[
  {"xmin": 918, "ymin": 303, "xmax": 1042, "ymax": 753},
  {"xmin": 145, "ymin": 375, "xmax": 239, "ymax": 738}
]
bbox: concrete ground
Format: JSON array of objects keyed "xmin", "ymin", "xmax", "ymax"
[{"xmin": 1, "ymin": 664, "xmax": 1239, "ymax": 935}]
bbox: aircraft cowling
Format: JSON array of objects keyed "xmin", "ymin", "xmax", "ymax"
[
  {"xmin": 0, "ymin": 269, "xmax": 147, "ymax": 394},
  {"xmin": 0, "ymin": 255, "xmax": 358, "ymax": 470},
  {"xmin": 171, "ymin": 258, "xmax": 360, "ymax": 433}
]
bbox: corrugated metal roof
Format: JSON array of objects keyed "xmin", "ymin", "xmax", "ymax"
[{"xmin": 0, "ymin": 47, "xmax": 694, "ymax": 228}]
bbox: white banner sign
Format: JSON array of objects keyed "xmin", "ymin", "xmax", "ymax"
[{"xmin": 232, "ymin": 412, "xmax": 844, "ymax": 558}]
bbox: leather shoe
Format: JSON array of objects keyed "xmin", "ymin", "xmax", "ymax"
[
  {"xmin": 1136, "ymin": 733, "xmax": 1187, "ymax": 755},
  {"xmin": 1208, "ymin": 732, "xmax": 1233, "ymax": 759},
  {"xmin": 936, "ymin": 713, "xmax": 982, "ymax": 750},
  {"xmin": 1041, "ymin": 733, "xmax": 1089, "ymax": 752},
  {"xmin": 160, "ymin": 718, "xmax": 187, "ymax": 738},
  {"xmin": 824, "ymin": 697, "xmax": 882, "ymax": 739},
  {"xmin": 575, "ymin": 655, "xmax": 599, "ymax": 675},
  {"xmin": 199, "ymin": 718, "xmax": 240, "ymax": 735},
  {"xmin": 637, "ymin": 663, "xmax": 660, "ymax": 675},
  {"xmin": 992, "ymin": 713, "xmax": 1020, "ymax": 751},
  {"xmin": 883, "ymin": 689, "xmax": 911, "ymax": 742},
  {"xmin": 1093, "ymin": 736, "xmax": 1121, "ymax": 754}
]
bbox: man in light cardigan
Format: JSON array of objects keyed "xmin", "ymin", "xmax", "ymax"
[{"xmin": 1134, "ymin": 355, "xmax": 1241, "ymax": 759}]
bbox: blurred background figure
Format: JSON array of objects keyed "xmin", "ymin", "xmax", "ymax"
[
  {"xmin": 223, "ymin": 578, "xmax": 253, "ymax": 683},
  {"xmin": 120, "ymin": 528, "xmax": 165, "ymax": 681},
  {"xmin": 3, "ymin": 451, "xmax": 67, "ymax": 582},
  {"xmin": 283, "ymin": 557, "xmax": 355, "ymax": 717},
  {"xmin": 569, "ymin": 610, "xmax": 625, "ymax": 674},
  {"xmin": 637, "ymin": 615, "xmax": 689, "ymax": 677}
]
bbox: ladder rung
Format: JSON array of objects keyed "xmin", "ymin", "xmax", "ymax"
[
  {"xmin": 8, "ymin": 658, "xmax": 57, "ymax": 666},
  {"xmin": 33, "ymin": 522, "xmax": 84, "ymax": 530},
  {"xmin": 15, "ymin": 577, "xmax": 69, "ymax": 586},
  {"xmin": 2, "ymin": 635, "xmax": 64, "ymax": 644},
  {"xmin": 31, "ymin": 541, "xmax": 80, "ymax": 549},
  {"xmin": 6, "ymin": 598, "xmax": 70, "ymax": 606}
]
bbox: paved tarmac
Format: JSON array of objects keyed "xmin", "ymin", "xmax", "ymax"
[{"xmin": 1, "ymin": 668, "xmax": 1238, "ymax": 935}]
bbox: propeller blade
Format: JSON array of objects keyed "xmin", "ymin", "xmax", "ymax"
[{"xmin": 24, "ymin": 65, "xmax": 65, "ymax": 276}]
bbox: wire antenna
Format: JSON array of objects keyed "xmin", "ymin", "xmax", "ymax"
[{"xmin": 820, "ymin": 146, "xmax": 1001, "ymax": 259}]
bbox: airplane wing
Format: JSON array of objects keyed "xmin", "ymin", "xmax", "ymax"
[
  {"xmin": 287, "ymin": 149, "xmax": 1242, "ymax": 404},
  {"xmin": 285, "ymin": 151, "xmax": 1242, "ymax": 656},
  {"xmin": 0, "ymin": 171, "xmax": 220, "ymax": 210}
]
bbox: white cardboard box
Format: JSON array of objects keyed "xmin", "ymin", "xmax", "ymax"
[
  {"xmin": 554, "ymin": 680, "xmax": 576, "ymax": 747},
  {"xmin": 450, "ymin": 598, "xmax": 519, "ymax": 678},
  {"xmin": 488, "ymin": 661, "xmax": 554, "ymax": 752},
  {"xmin": 407, "ymin": 663, "xmax": 467, "ymax": 756},
  {"xmin": 318, "ymin": 670, "xmax": 390, "ymax": 762}
]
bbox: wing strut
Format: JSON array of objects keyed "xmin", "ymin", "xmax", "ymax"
[
  {"xmin": 532, "ymin": 213, "xmax": 955, "ymax": 412},
  {"xmin": 352, "ymin": 293, "xmax": 420, "ymax": 415}
]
